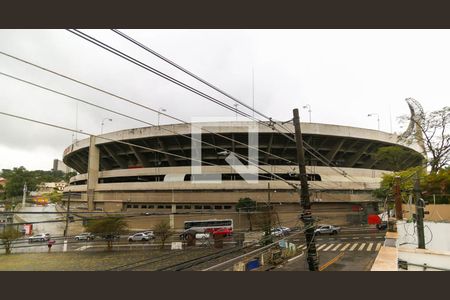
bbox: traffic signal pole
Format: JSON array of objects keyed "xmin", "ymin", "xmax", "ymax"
[
  {"xmin": 293, "ymin": 108, "xmax": 319, "ymax": 271},
  {"xmin": 414, "ymin": 173, "xmax": 425, "ymax": 249}
]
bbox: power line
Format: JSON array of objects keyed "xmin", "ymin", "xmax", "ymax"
[{"xmin": 111, "ymin": 29, "xmax": 272, "ymax": 121}]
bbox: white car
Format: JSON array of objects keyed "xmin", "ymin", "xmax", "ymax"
[
  {"xmin": 271, "ymin": 228, "xmax": 285, "ymax": 237},
  {"xmin": 28, "ymin": 233, "xmax": 51, "ymax": 242},
  {"xmin": 314, "ymin": 225, "xmax": 341, "ymax": 235},
  {"xmin": 142, "ymin": 231, "xmax": 155, "ymax": 239},
  {"xmin": 128, "ymin": 232, "xmax": 151, "ymax": 242},
  {"xmin": 74, "ymin": 232, "xmax": 95, "ymax": 241}
]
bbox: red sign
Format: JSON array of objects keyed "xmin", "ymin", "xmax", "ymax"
[{"xmin": 367, "ymin": 214, "xmax": 381, "ymax": 225}]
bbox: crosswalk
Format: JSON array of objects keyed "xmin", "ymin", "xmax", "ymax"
[{"xmin": 296, "ymin": 241, "xmax": 383, "ymax": 252}]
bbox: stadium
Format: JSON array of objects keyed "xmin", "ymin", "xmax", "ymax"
[{"xmin": 62, "ymin": 121, "xmax": 424, "ymax": 230}]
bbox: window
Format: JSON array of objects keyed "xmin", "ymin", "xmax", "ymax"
[
  {"xmin": 176, "ymin": 205, "xmax": 183, "ymax": 209},
  {"xmin": 224, "ymin": 205, "xmax": 232, "ymax": 209},
  {"xmin": 157, "ymin": 205, "xmax": 164, "ymax": 209},
  {"xmin": 194, "ymin": 205, "xmax": 202, "ymax": 210},
  {"xmin": 203, "ymin": 205, "xmax": 211, "ymax": 210},
  {"xmin": 184, "ymin": 205, "xmax": 191, "ymax": 209},
  {"xmin": 214, "ymin": 205, "xmax": 222, "ymax": 210},
  {"xmin": 148, "ymin": 205, "xmax": 154, "ymax": 209},
  {"xmin": 141, "ymin": 205, "xmax": 147, "ymax": 209},
  {"xmin": 126, "ymin": 204, "xmax": 132, "ymax": 208},
  {"xmin": 132, "ymin": 204, "xmax": 139, "ymax": 209},
  {"xmin": 165, "ymin": 205, "xmax": 171, "ymax": 209}
]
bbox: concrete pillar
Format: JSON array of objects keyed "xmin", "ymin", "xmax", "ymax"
[
  {"xmin": 86, "ymin": 136, "xmax": 100, "ymax": 211},
  {"xmin": 170, "ymin": 189, "xmax": 175, "ymax": 229}
]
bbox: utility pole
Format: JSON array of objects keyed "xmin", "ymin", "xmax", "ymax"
[
  {"xmin": 414, "ymin": 173, "xmax": 425, "ymax": 249},
  {"xmin": 394, "ymin": 176, "xmax": 403, "ymax": 220},
  {"xmin": 293, "ymin": 108, "xmax": 319, "ymax": 271},
  {"xmin": 64, "ymin": 192, "xmax": 71, "ymax": 237}
]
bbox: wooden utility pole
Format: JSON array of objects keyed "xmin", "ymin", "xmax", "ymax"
[
  {"xmin": 293, "ymin": 108, "xmax": 319, "ymax": 271},
  {"xmin": 394, "ymin": 176, "xmax": 403, "ymax": 220},
  {"xmin": 414, "ymin": 173, "xmax": 425, "ymax": 249}
]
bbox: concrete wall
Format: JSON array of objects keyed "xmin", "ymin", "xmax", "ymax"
[
  {"xmin": 398, "ymin": 247, "xmax": 450, "ymax": 271},
  {"xmin": 397, "ymin": 220, "xmax": 450, "ymax": 253}
]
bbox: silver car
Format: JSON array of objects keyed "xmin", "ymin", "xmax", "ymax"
[
  {"xmin": 128, "ymin": 232, "xmax": 150, "ymax": 242},
  {"xmin": 314, "ymin": 225, "xmax": 340, "ymax": 235},
  {"xmin": 28, "ymin": 233, "xmax": 51, "ymax": 242},
  {"xmin": 74, "ymin": 232, "xmax": 95, "ymax": 241}
]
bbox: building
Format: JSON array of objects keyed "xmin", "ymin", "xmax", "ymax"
[
  {"xmin": 52, "ymin": 159, "xmax": 74, "ymax": 174},
  {"xmin": 62, "ymin": 121, "xmax": 423, "ymax": 230}
]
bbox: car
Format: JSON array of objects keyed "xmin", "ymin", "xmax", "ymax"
[
  {"xmin": 314, "ymin": 225, "xmax": 340, "ymax": 235},
  {"xmin": 376, "ymin": 222, "xmax": 388, "ymax": 230},
  {"xmin": 141, "ymin": 231, "xmax": 155, "ymax": 239},
  {"xmin": 211, "ymin": 228, "xmax": 233, "ymax": 237},
  {"xmin": 272, "ymin": 226, "xmax": 291, "ymax": 235},
  {"xmin": 271, "ymin": 228, "xmax": 285, "ymax": 237},
  {"xmin": 128, "ymin": 232, "xmax": 151, "ymax": 242},
  {"xmin": 74, "ymin": 232, "xmax": 95, "ymax": 241},
  {"xmin": 28, "ymin": 233, "xmax": 51, "ymax": 243}
]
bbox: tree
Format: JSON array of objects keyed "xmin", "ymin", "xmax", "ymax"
[
  {"xmin": 0, "ymin": 226, "xmax": 22, "ymax": 255},
  {"xmin": 374, "ymin": 146, "xmax": 424, "ymax": 172},
  {"xmin": 85, "ymin": 217, "xmax": 127, "ymax": 250},
  {"xmin": 236, "ymin": 197, "xmax": 257, "ymax": 231},
  {"xmin": 153, "ymin": 220, "xmax": 172, "ymax": 249},
  {"xmin": 45, "ymin": 191, "xmax": 63, "ymax": 203},
  {"xmin": 399, "ymin": 106, "xmax": 450, "ymax": 173}
]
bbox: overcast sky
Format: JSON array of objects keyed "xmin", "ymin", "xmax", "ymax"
[{"xmin": 0, "ymin": 29, "xmax": 449, "ymax": 171}]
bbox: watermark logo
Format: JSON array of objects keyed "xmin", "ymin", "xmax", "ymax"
[{"xmin": 191, "ymin": 117, "xmax": 259, "ymax": 184}]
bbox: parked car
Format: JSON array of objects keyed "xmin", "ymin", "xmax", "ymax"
[
  {"xmin": 272, "ymin": 226, "xmax": 291, "ymax": 235},
  {"xmin": 128, "ymin": 232, "xmax": 150, "ymax": 242},
  {"xmin": 28, "ymin": 233, "xmax": 51, "ymax": 243},
  {"xmin": 314, "ymin": 225, "xmax": 341, "ymax": 235},
  {"xmin": 271, "ymin": 228, "xmax": 285, "ymax": 237},
  {"xmin": 74, "ymin": 232, "xmax": 95, "ymax": 241},
  {"xmin": 376, "ymin": 222, "xmax": 388, "ymax": 230}
]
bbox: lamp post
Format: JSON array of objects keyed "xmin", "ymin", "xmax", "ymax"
[
  {"xmin": 233, "ymin": 103, "xmax": 238, "ymax": 120},
  {"xmin": 367, "ymin": 113, "xmax": 380, "ymax": 131},
  {"xmin": 158, "ymin": 108, "xmax": 166, "ymax": 128},
  {"xmin": 302, "ymin": 104, "xmax": 312, "ymax": 123},
  {"xmin": 101, "ymin": 118, "xmax": 112, "ymax": 134}
]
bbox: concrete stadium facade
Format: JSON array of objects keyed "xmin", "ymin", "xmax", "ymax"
[{"xmin": 62, "ymin": 122, "xmax": 423, "ymax": 230}]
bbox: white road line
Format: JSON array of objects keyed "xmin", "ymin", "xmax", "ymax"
[
  {"xmin": 317, "ymin": 244, "xmax": 327, "ymax": 250},
  {"xmin": 323, "ymin": 244, "xmax": 335, "ymax": 251},
  {"xmin": 301, "ymin": 244, "xmax": 308, "ymax": 250},
  {"xmin": 349, "ymin": 243, "xmax": 359, "ymax": 251},
  {"xmin": 364, "ymin": 236, "xmax": 370, "ymax": 239},
  {"xmin": 358, "ymin": 243, "xmax": 366, "ymax": 251},
  {"xmin": 297, "ymin": 244, "xmax": 305, "ymax": 249},
  {"xmin": 331, "ymin": 244, "xmax": 341, "ymax": 251},
  {"xmin": 375, "ymin": 242, "xmax": 382, "ymax": 251},
  {"xmin": 340, "ymin": 243, "xmax": 351, "ymax": 251},
  {"xmin": 353, "ymin": 237, "xmax": 359, "ymax": 239},
  {"xmin": 341, "ymin": 237, "xmax": 348, "ymax": 240},
  {"xmin": 367, "ymin": 242, "xmax": 373, "ymax": 251}
]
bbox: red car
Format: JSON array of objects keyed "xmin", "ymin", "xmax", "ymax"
[{"xmin": 211, "ymin": 228, "xmax": 233, "ymax": 237}]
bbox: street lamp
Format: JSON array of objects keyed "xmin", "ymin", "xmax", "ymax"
[
  {"xmin": 158, "ymin": 108, "xmax": 167, "ymax": 128},
  {"xmin": 101, "ymin": 118, "xmax": 112, "ymax": 134},
  {"xmin": 233, "ymin": 103, "xmax": 238, "ymax": 121},
  {"xmin": 302, "ymin": 104, "xmax": 312, "ymax": 123},
  {"xmin": 367, "ymin": 113, "xmax": 380, "ymax": 131}
]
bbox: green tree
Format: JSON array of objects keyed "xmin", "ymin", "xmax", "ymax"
[
  {"xmin": 236, "ymin": 197, "xmax": 257, "ymax": 231},
  {"xmin": 0, "ymin": 226, "xmax": 22, "ymax": 255},
  {"xmin": 85, "ymin": 217, "xmax": 127, "ymax": 250},
  {"xmin": 399, "ymin": 106, "xmax": 450, "ymax": 173},
  {"xmin": 154, "ymin": 220, "xmax": 172, "ymax": 249},
  {"xmin": 374, "ymin": 146, "xmax": 424, "ymax": 172},
  {"xmin": 45, "ymin": 191, "xmax": 63, "ymax": 203},
  {"xmin": 372, "ymin": 166, "xmax": 424, "ymax": 200}
]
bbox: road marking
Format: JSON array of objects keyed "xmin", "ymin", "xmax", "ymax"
[
  {"xmin": 349, "ymin": 243, "xmax": 358, "ymax": 251},
  {"xmin": 316, "ymin": 238, "xmax": 323, "ymax": 241},
  {"xmin": 331, "ymin": 244, "xmax": 341, "ymax": 251},
  {"xmin": 323, "ymin": 244, "xmax": 335, "ymax": 251},
  {"xmin": 376, "ymin": 237, "xmax": 384, "ymax": 239},
  {"xmin": 319, "ymin": 252, "xmax": 345, "ymax": 271},
  {"xmin": 358, "ymin": 243, "xmax": 366, "ymax": 251},
  {"xmin": 353, "ymin": 237, "xmax": 359, "ymax": 239},
  {"xmin": 317, "ymin": 244, "xmax": 327, "ymax": 250},
  {"xmin": 341, "ymin": 237, "xmax": 348, "ymax": 240},
  {"xmin": 375, "ymin": 242, "xmax": 382, "ymax": 251},
  {"xmin": 75, "ymin": 245, "xmax": 92, "ymax": 251},
  {"xmin": 300, "ymin": 244, "xmax": 308, "ymax": 250},
  {"xmin": 364, "ymin": 236, "xmax": 370, "ymax": 239},
  {"xmin": 367, "ymin": 242, "xmax": 373, "ymax": 251},
  {"xmin": 297, "ymin": 244, "xmax": 305, "ymax": 249},
  {"xmin": 340, "ymin": 243, "xmax": 351, "ymax": 251}
]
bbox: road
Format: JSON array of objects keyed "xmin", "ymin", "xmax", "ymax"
[{"xmin": 273, "ymin": 231, "xmax": 385, "ymax": 271}]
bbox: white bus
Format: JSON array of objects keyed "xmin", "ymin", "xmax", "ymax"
[{"xmin": 183, "ymin": 219, "xmax": 233, "ymax": 233}]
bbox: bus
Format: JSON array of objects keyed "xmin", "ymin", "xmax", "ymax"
[{"xmin": 183, "ymin": 219, "xmax": 233, "ymax": 233}]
